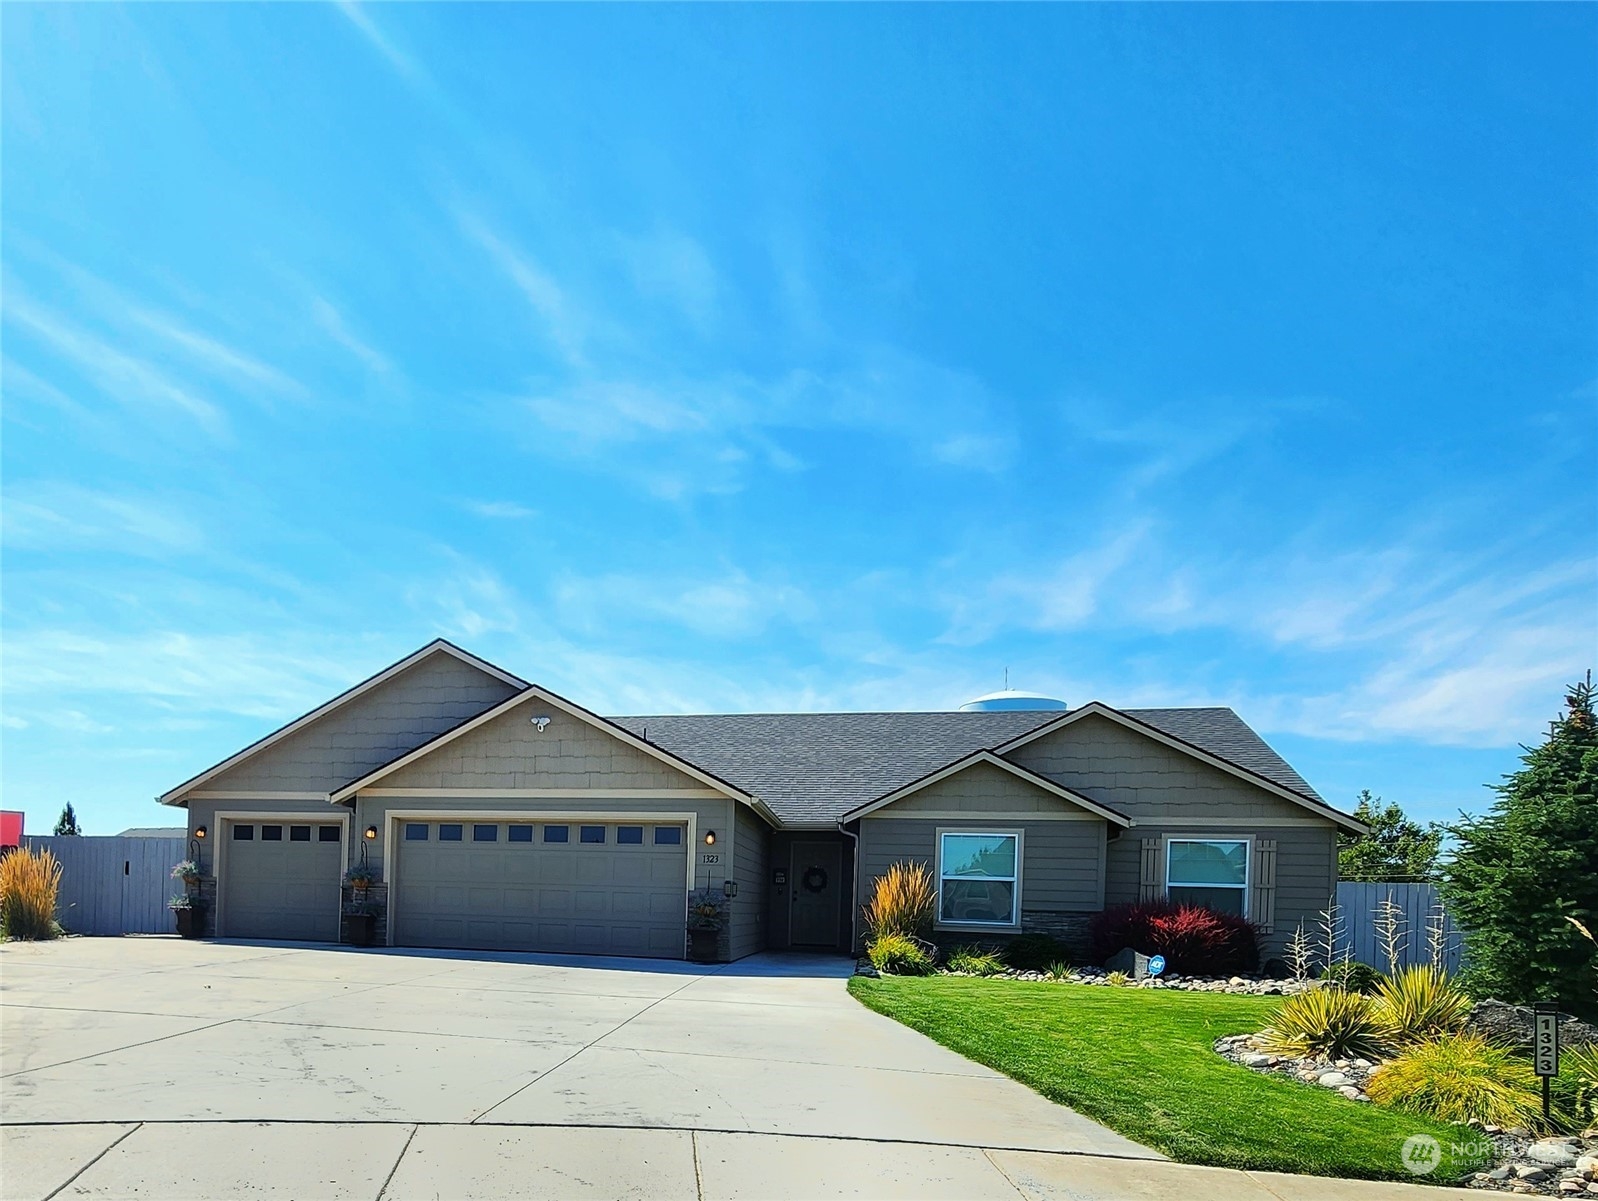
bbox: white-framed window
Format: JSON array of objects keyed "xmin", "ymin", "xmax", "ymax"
[
  {"xmin": 1166, "ymin": 839, "xmax": 1249, "ymax": 916},
  {"xmin": 937, "ymin": 831, "xmax": 1021, "ymax": 927}
]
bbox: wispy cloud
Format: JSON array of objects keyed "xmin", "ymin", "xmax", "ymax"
[
  {"xmin": 616, "ymin": 228, "xmax": 720, "ymax": 333},
  {"xmin": 553, "ymin": 569, "xmax": 816, "ymax": 640},
  {"xmin": 2, "ymin": 482, "xmax": 205, "ymax": 556},
  {"xmin": 127, "ymin": 306, "xmax": 304, "ymax": 396},
  {"xmin": 3, "ymin": 290, "xmax": 228, "ymax": 437},
  {"xmin": 458, "ymin": 210, "xmax": 588, "ymax": 369},
  {"xmin": 461, "ymin": 500, "xmax": 538, "ymax": 520},
  {"xmin": 311, "ymin": 296, "xmax": 393, "ymax": 375},
  {"xmin": 335, "ymin": 2, "xmax": 423, "ymax": 84}
]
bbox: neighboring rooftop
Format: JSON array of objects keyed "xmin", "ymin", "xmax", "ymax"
[
  {"xmin": 612, "ymin": 706, "xmax": 1324, "ymax": 826},
  {"xmin": 117, "ymin": 827, "xmax": 187, "ymax": 839}
]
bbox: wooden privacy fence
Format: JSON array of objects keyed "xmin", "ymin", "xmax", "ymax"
[
  {"xmin": 1335, "ymin": 880, "xmax": 1465, "ymax": 975},
  {"xmin": 23, "ymin": 835, "xmax": 184, "ymax": 936}
]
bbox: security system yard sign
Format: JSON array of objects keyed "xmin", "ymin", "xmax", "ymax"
[
  {"xmin": 1534, "ymin": 1002, "xmax": 1559, "ymax": 1121},
  {"xmin": 1147, "ymin": 955, "xmax": 1166, "ymax": 977}
]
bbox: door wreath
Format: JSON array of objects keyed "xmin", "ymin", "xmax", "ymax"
[{"xmin": 801, "ymin": 866, "xmax": 829, "ymax": 894}]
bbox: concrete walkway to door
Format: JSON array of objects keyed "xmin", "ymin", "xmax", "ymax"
[{"xmin": 0, "ymin": 939, "xmax": 1471, "ymax": 1199}]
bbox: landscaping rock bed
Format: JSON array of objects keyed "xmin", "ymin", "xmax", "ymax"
[
  {"xmin": 945, "ymin": 965, "xmax": 1315, "ymax": 995},
  {"xmin": 855, "ymin": 956, "xmax": 1316, "ymax": 995},
  {"xmin": 1215, "ymin": 1033, "xmax": 1598, "ymax": 1195},
  {"xmin": 1463, "ymin": 1131, "xmax": 1598, "ymax": 1195},
  {"xmin": 1214, "ymin": 1032, "xmax": 1377, "ymax": 1101}
]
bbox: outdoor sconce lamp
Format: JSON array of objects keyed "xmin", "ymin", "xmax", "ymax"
[
  {"xmin": 194, "ymin": 826, "xmax": 207, "ymax": 839},
  {"xmin": 364, "ymin": 826, "xmax": 378, "ymax": 840},
  {"xmin": 704, "ymin": 830, "xmax": 717, "ymax": 846}
]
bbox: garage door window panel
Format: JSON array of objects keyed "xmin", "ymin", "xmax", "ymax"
[
  {"xmin": 439, "ymin": 824, "xmax": 463, "ymax": 842},
  {"xmin": 509, "ymin": 825, "xmax": 533, "ymax": 843},
  {"xmin": 290, "ymin": 826, "xmax": 311, "ymax": 842},
  {"xmin": 654, "ymin": 827, "xmax": 682, "ymax": 846},
  {"xmin": 318, "ymin": 826, "xmax": 340, "ymax": 842},
  {"xmin": 405, "ymin": 824, "xmax": 428, "ymax": 841},
  {"xmin": 544, "ymin": 825, "xmax": 569, "ymax": 843},
  {"xmin": 474, "ymin": 825, "xmax": 498, "ymax": 842},
  {"xmin": 233, "ymin": 825, "xmax": 254, "ymax": 841},
  {"xmin": 580, "ymin": 826, "xmax": 606, "ymax": 844},
  {"xmin": 617, "ymin": 826, "xmax": 644, "ymax": 845},
  {"xmin": 262, "ymin": 825, "xmax": 283, "ymax": 841}
]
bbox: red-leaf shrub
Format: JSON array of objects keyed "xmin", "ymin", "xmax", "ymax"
[{"xmin": 1088, "ymin": 901, "xmax": 1260, "ymax": 975}]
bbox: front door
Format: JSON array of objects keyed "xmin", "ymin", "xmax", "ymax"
[{"xmin": 789, "ymin": 840, "xmax": 842, "ymax": 948}]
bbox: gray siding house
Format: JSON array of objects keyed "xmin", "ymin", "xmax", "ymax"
[{"xmin": 160, "ymin": 640, "xmax": 1364, "ymax": 962}]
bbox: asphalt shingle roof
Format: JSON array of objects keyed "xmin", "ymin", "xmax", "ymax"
[{"xmin": 610, "ymin": 706, "xmax": 1326, "ymax": 826}]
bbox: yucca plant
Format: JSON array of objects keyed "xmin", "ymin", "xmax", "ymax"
[
  {"xmin": 1371, "ymin": 966, "xmax": 1472, "ymax": 1047},
  {"xmin": 0, "ymin": 846, "xmax": 62, "ymax": 940},
  {"xmin": 1046, "ymin": 960, "xmax": 1072, "ymax": 981},
  {"xmin": 867, "ymin": 932, "xmax": 934, "ymax": 976},
  {"xmin": 1256, "ymin": 985, "xmax": 1384, "ymax": 1059},
  {"xmin": 947, "ymin": 945, "xmax": 1005, "ymax": 976},
  {"xmin": 1105, "ymin": 970, "xmax": 1130, "ymax": 986},
  {"xmin": 862, "ymin": 861, "xmax": 935, "ymax": 940},
  {"xmin": 1367, "ymin": 1033, "xmax": 1544, "ymax": 1128}
]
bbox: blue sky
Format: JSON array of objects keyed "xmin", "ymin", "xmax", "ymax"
[{"xmin": 3, "ymin": 4, "xmax": 1594, "ymax": 836}]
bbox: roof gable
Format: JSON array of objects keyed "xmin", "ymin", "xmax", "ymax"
[
  {"xmin": 330, "ymin": 684, "xmax": 774, "ymax": 820},
  {"xmin": 841, "ymin": 751, "xmax": 1133, "ymax": 825},
  {"xmin": 160, "ymin": 640, "xmax": 525, "ymax": 805},
  {"xmin": 996, "ymin": 703, "xmax": 1366, "ymax": 832}
]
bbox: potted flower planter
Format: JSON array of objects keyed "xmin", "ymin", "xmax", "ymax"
[
  {"xmin": 687, "ymin": 927, "xmax": 719, "ymax": 963},
  {"xmin": 173, "ymin": 905, "xmax": 205, "ymax": 939},
  {"xmin": 346, "ymin": 911, "xmax": 377, "ymax": 947}
]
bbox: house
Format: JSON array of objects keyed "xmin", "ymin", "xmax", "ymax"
[{"xmin": 158, "ymin": 639, "xmax": 1364, "ymax": 962}]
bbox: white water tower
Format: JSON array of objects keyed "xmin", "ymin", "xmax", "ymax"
[{"xmin": 959, "ymin": 690, "xmax": 1068, "ymax": 712}]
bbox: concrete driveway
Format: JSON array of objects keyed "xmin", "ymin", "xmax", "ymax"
[{"xmin": 0, "ymin": 939, "xmax": 1467, "ymax": 1200}]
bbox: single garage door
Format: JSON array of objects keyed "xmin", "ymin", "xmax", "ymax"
[
  {"xmin": 392, "ymin": 820, "xmax": 688, "ymax": 958},
  {"xmin": 221, "ymin": 820, "xmax": 343, "ymax": 941}
]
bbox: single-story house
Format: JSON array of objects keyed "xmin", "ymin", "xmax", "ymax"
[{"xmin": 159, "ymin": 639, "xmax": 1364, "ymax": 963}]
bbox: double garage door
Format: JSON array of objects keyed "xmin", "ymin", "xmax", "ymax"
[
  {"xmin": 221, "ymin": 820, "xmax": 343, "ymax": 942},
  {"xmin": 392, "ymin": 819, "xmax": 689, "ymax": 959}
]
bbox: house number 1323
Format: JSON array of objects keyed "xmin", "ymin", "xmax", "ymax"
[{"xmin": 701, "ymin": 852, "xmax": 721, "ymax": 865}]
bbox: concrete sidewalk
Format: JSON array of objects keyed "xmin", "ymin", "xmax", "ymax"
[{"xmin": 0, "ymin": 1121, "xmax": 1476, "ymax": 1200}]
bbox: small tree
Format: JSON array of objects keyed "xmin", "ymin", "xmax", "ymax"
[
  {"xmin": 1338, "ymin": 791, "xmax": 1442, "ymax": 881},
  {"xmin": 52, "ymin": 803, "xmax": 81, "ymax": 836},
  {"xmin": 1440, "ymin": 674, "xmax": 1598, "ymax": 1019}
]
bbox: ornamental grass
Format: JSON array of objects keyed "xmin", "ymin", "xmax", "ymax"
[
  {"xmin": 862, "ymin": 860, "xmax": 935, "ymax": 940},
  {"xmin": 0, "ymin": 846, "xmax": 62, "ymax": 940},
  {"xmin": 1366, "ymin": 1033, "xmax": 1544, "ymax": 1129}
]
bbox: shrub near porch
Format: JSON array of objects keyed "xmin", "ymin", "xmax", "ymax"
[{"xmin": 849, "ymin": 974, "xmax": 1489, "ymax": 1183}]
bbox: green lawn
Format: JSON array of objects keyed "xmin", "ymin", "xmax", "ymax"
[{"xmin": 849, "ymin": 975, "xmax": 1490, "ymax": 1183}]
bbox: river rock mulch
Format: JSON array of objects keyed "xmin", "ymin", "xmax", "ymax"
[
  {"xmin": 854, "ymin": 957, "xmax": 1315, "ymax": 995},
  {"xmin": 1462, "ymin": 1132, "xmax": 1598, "ymax": 1195},
  {"xmin": 1215, "ymin": 1033, "xmax": 1598, "ymax": 1194},
  {"xmin": 1214, "ymin": 1031, "xmax": 1377, "ymax": 1101}
]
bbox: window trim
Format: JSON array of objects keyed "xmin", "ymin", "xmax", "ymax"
[
  {"xmin": 1163, "ymin": 835, "xmax": 1252, "ymax": 917},
  {"xmin": 934, "ymin": 827, "xmax": 1024, "ymax": 931}
]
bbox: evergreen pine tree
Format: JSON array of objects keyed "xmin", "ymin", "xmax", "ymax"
[
  {"xmin": 1440, "ymin": 674, "xmax": 1598, "ymax": 1018},
  {"xmin": 52, "ymin": 802, "xmax": 81, "ymax": 836}
]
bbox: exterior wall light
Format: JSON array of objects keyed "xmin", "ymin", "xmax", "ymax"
[
  {"xmin": 194, "ymin": 826, "xmax": 207, "ymax": 839},
  {"xmin": 704, "ymin": 830, "xmax": 717, "ymax": 846},
  {"xmin": 364, "ymin": 826, "xmax": 378, "ymax": 840}
]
